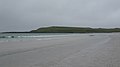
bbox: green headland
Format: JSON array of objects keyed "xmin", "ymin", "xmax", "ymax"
[
  {"xmin": 2, "ymin": 26, "xmax": 120, "ymax": 33},
  {"xmin": 30, "ymin": 26, "xmax": 120, "ymax": 33}
]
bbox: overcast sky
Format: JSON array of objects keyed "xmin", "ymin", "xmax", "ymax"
[{"xmin": 0, "ymin": 0, "xmax": 120, "ymax": 32}]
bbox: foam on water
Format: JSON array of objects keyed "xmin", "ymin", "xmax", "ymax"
[{"xmin": 0, "ymin": 33, "xmax": 75, "ymax": 42}]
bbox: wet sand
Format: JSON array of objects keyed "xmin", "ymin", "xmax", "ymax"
[{"xmin": 0, "ymin": 33, "xmax": 120, "ymax": 67}]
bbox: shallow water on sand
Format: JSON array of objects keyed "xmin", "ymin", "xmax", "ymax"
[{"xmin": 0, "ymin": 33, "xmax": 77, "ymax": 42}]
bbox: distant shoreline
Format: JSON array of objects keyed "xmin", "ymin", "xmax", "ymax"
[{"xmin": 2, "ymin": 26, "xmax": 120, "ymax": 33}]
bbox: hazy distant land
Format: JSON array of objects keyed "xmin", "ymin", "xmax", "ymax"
[{"xmin": 3, "ymin": 26, "xmax": 120, "ymax": 33}]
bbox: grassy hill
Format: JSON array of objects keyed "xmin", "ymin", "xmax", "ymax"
[{"xmin": 30, "ymin": 26, "xmax": 120, "ymax": 33}]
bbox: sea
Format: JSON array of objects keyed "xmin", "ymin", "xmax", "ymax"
[
  {"xmin": 0, "ymin": 32, "xmax": 114, "ymax": 43},
  {"xmin": 0, "ymin": 33, "xmax": 75, "ymax": 42}
]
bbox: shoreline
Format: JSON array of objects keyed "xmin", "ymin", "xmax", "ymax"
[{"xmin": 0, "ymin": 33, "xmax": 120, "ymax": 67}]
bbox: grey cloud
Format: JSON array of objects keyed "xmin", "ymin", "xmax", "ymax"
[{"xmin": 0, "ymin": 0, "xmax": 120, "ymax": 31}]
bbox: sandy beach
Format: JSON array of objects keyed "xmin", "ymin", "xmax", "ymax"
[{"xmin": 0, "ymin": 33, "xmax": 120, "ymax": 67}]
